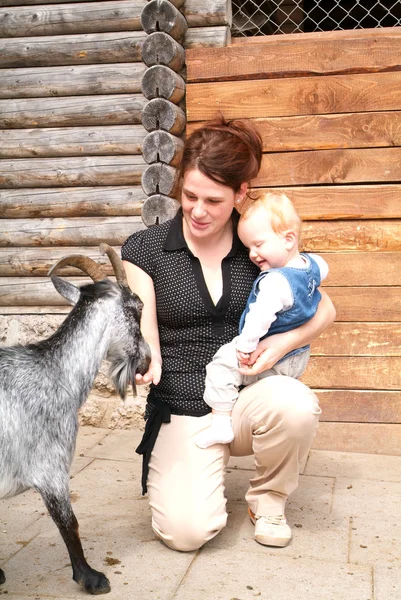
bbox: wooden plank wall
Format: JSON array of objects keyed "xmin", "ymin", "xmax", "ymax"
[
  {"xmin": 0, "ymin": 0, "xmax": 232, "ymax": 313},
  {"xmin": 186, "ymin": 27, "xmax": 401, "ymax": 455}
]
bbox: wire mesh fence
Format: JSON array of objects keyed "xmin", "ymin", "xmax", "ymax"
[{"xmin": 232, "ymin": 0, "xmax": 401, "ymax": 36}]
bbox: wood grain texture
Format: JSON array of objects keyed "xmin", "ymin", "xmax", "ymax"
[
  {"xmin": 255, "ymin": 147, "xmax": 401, "ymax": 187},
  {"xmin": 0, "ymin": 125, "xmax": 146, "ymax": 158},
  {"xmin": 0, "ymin": 94, "xmax": 147, "ymax": 128},
  {"xmin": 0, "ymin": 217, "xmax": 144, "ymax": 247},
  {"xmin": 0, "ymin": 63, "xmax": 146, "ymax": 99},
  {"xmin": 312, "ymin": 422, "xmax": 401, "ymax": 455},
  {"xmin": 0, "ymin": 1, "xmax": 145, "ymax": 38},
  {"xmin": 323, "ymin": 287, "xmax": 401, "ymax": 322},
  {"xmin": 303, "ymin": 356, "xmax": 401, "ymax": 390},
  {"xmin": 252, "ymin": 185, "xmax": 401, "ymax": 220},
  {"xmin": 188, "ymin": 111, "xmax": 401, "ymax": 153},
  {"xmin": 187, "ymin": 28, "xmax": 401, "ymax": 82},
  {"xmin": 312, "ymin": 323, "xmax": 401, "ymax": 357},
  {"xmin": 322, "ymin": 253, "xmax": 401, "ymax": 286},
  {"xmin": 316, "ymin": 390, "xmax": 401, "ymax": 423},
  {"xmin": 0, "ymin": 156, "xmax": 146, "ymax": 188},
  {"xmin": 302, "ymin": 220, "xmax": 401, "ymax": 252},
  {"xmin": 182, "ymin": 0, "xmax": 231, "ymax": 28},
  {"xmin": 184, "ymin": 26, "xmax": 230, "ymax": 49},
  {"xmin": 0, "ymin": 31, "xmax": 146, "ymax": 68},
  {"xmin": 0, "ymin": 276, "xmax": 115, "ymax": 306},
  {"xmin": 0, "ymin": 187, "xmax": 145, "ymax": 217},
  {"xmin": 186, "ymin": 72, "xmax": 401, "ymax": 120},
  {"xmin": 0, "ymin": 246, "xmax": 122, "ymax": 276}
]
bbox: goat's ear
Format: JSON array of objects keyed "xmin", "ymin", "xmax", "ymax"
[{"xmin": 51, "ymin": 276, "xmax": 80, "ymax": 305}]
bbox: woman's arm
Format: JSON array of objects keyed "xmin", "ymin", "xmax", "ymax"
[
  {"xmin": 238, "ymin": 289, "xmax": 335, "ymax": 376},
  {"xmin": 123, "ymin": 260, "xmax": 162, "ymax": 385}
]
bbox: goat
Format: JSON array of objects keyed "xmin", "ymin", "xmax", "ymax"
[{"xmin": 0, "ymin": 244, "xmax": 151, "ymax": 595}]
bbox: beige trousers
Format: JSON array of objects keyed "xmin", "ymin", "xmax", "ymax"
[{"xmin": 147, "ymin": 375, "xmax": 321, "ymax": 552}]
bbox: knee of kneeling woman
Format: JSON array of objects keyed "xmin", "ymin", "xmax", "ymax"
[
  {"xmin": 152, "ymin": 513, "xmax": 227, "ymax": 552},
  {"xmin": 256, "ymin": 376, "xmax": 321, "ymax": 437}
]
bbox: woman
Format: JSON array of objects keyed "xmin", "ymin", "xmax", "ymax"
[{"xmin": 122, "ymin": 116, "xmax": 335, "ymax": 551}]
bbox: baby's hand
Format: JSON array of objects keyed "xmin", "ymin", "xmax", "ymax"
[{"xmin": 236, "ymin": 349, "xmax": 252, "ymax": 367}]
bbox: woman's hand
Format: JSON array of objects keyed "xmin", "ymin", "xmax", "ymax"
[
  {"xmin": 238, "ymin": 289, "xmax": 336, "ymax": 377},
  {"xmin": 135, "ymin": 352, "xmax": 162, "ymax": 386},
  {"xmin": 238, "ymin": 333, "xmax": 289, "ymax": 376}
]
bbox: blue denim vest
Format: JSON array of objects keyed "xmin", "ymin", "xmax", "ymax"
[{"xmin": 238, "ymin": 253, "xmax": 322, "ymax": 362}]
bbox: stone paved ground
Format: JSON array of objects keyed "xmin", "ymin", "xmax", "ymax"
[{"xmin": 1, "ymin": 427, "xmax": 400, "ymax": 600}]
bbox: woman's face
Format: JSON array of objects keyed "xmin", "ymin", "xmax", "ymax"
[{"xmin": 181, "ymin": 168, "xmax": 247, "ymax": 240}]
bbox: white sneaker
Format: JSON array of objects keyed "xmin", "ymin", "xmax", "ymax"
[{"xmin": 248, "ymin": 508, "xmax": 292, "ymax": 547}]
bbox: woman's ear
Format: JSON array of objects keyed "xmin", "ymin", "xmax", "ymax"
[{"xmin": 236, "ymin": 182, "xmax": 248, "ymax": 206}]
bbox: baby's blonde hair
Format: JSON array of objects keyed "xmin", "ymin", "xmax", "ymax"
[{"xmin": 241, "ymin": 192, "xmax": 302, "ymax": 239}]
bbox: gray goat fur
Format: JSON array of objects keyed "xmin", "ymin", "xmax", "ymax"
[{"xmin": 0, "ymin": 246, "xmax": 150, "ymax": 595}]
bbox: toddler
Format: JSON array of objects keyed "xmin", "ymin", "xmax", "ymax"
[{"xmin": 196, "ymin": 192, "xmax": 328, "ymax": 449}]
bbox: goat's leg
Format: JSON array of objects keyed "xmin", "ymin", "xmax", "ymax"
[
  {"xmin": 40, "ymin": 491, "xmax": 110, "ymax": 595},
  {"xmin": 0, "ymin": 568, "xmax": 5, "ymax": 585}
]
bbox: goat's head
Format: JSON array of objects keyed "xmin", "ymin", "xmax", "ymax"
[{"xmin": 48, "ymin": 245, "xmax": 151, "ymax": 398}]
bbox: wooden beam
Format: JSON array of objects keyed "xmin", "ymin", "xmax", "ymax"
[
  {"xmin": 323, "ymin": 287, "xmax": 401, "ymax": 322},
  {"xmin": 0, "ymin": 156, "xmax": 146, "ymax": 188},
  {"xmin": 183, "ymin": 0, "xmax": 232, "ymax": 28},
  {"xmin": 255, "ymin": 147, "xmax": 401, "ymax": 187},
  {"xmin": 302, "ymin": 220, "xmax": 401, "ymax": 252},
  {"xmin": 0, "ymin": 217, "xmax": 144, "ymax": 247},
  {"xmin": 184, "ymin": 26, "xmax": 231, "ymax": 48},
  {"xmin": 0, "ymin": 246, "xmax": 122, "ymax": 277},
  {"xmin": 0, "ymin": 63, "xmax": 146, "ymax": 99},
  {"xmin": 141, "ymin": 0, "xmax": 187, "ymax": 41},
  {"xmin": 186, "ymin": 28, "xmax": 401, "ymax": 82},
  {"xmin": 0, "ymin": 125, "xmax": 146, "ymax": 158},
  {"xmin": 0, "ymin": 1, "xmax": 145, "ymax": 38},
  {"xmin": 251, "ymin": 185, "xmax": 401, "ymax": 220},
  {"xmin": 186, "ymin": 72, "xmax": 401, "ymax": 121},
  {"xmin": 0, "ymin": 94, "xmax": 147, "ymax": 128},
  {"xmin": 141, "ymin": 65, "xmax": 186, "ymax": 103},
  {"xmin": 303, "ymin": 356, "xmax": 401, "ymax": 390},
  {"xmin": 0, "ymin": 276, "xmax": 111, "ymax": 306},
  {"xmin": 0, "ymin": 31, "xmax": 146, "ymax": 68},
  {"xmin": 142, "ymin": 31, "xmax": 185, "ymax": 70},
  {"xmin": 316, "ymin": 390, "xmax": 401, "ymax": 423},
  {"xmin": 142, "ymin": 130, "xmax": 184, "ymax": 166},
  {"xmin": 141, "ymin": 98, "xmax": 186, "ymax": 134},
  {"xmin": 322, "ymin": 253, "xmax": 401, "ymax": 287},
  {"xmin": 313, "ymin": 422, "xmax": 401, "ymax": 455},
  {"xmin": 312, "ymin": 323, "xmax": 401, "ymax": 357},
  {"xmin": 0, "ymin": 187, "xmax": 144, "ymax": 218},
  {"xmin": 188, "ymin": 111, "xmax": 401, "ymax": 153}
]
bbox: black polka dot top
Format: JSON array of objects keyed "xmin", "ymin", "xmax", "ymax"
[{"xmin": 121, "ymin": 208, "xmax": 259, "ymax": 417}]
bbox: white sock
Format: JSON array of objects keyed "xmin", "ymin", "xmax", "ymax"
[{"xmin": 196, "ymin": 414, "xmax": 234, "ymax": 449}]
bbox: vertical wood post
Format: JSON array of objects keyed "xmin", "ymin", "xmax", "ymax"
[{"xmin": 140, "ymin": 1, "xmax": 188, "ymax": 226}]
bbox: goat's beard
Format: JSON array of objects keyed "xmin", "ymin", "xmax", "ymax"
[{"xmin": 109, "ymin": 356, "xmax": 139, "ymax": 399}]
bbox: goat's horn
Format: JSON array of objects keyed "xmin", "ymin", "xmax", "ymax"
[
  {"xmin": 100, "ymin": 243, "xmax": 128, "ymax": 286},
  {"xmin": 48, "ymin": 255, "xmax": 107, "ymax": 282}
]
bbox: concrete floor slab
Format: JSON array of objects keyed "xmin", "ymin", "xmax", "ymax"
[
  {"xmin": 374, "ymin": 564, "xmax": 401, "ymax": 600},
  {"xmin": 83, "ymin": 428, "xmax": 143, "ymax": 462},
  {"xmin": 306, "ymin": 450, "xmax": 401, "ymax": 483},
  {"xmin": 331, "ymin": 477, "xmax": 401, "ymax": 519},
  {"xmin": 172, "ymin": 550, "xmax": 372, "ymax": 600},
  {"xmin": 350, "ymin": 516, "xmax": 401, "ymax": 568}
]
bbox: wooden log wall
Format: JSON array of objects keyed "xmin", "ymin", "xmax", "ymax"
[
  {"xmin": 186, "ymin": 26, "xmax": 401, "ymax": 455},
  {"xmin": 0, "ymin": 0, "xmax": 232, "ymax": 312}
]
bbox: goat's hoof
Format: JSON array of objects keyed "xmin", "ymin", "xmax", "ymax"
[
  {"xmin": 0, "ymin": 568, "xmax": 5, "ymax": 585},
  {"xmin": 82, "ymin": 570, "xmax": 111, "ymax": 595}
]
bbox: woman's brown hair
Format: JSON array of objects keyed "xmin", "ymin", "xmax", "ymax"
[{"xmin": 180, "ymin": 114, "xmax": 263, "ymax": 194}]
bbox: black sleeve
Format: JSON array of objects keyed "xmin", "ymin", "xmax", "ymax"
[{"xmin": 121, "ymin": 229, "xmax": 157, "ymax": 279}]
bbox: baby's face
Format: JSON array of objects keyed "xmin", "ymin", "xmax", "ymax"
[{"xmin": 238, "ymin": 206, "xmax": 292, "ymax": 271}]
